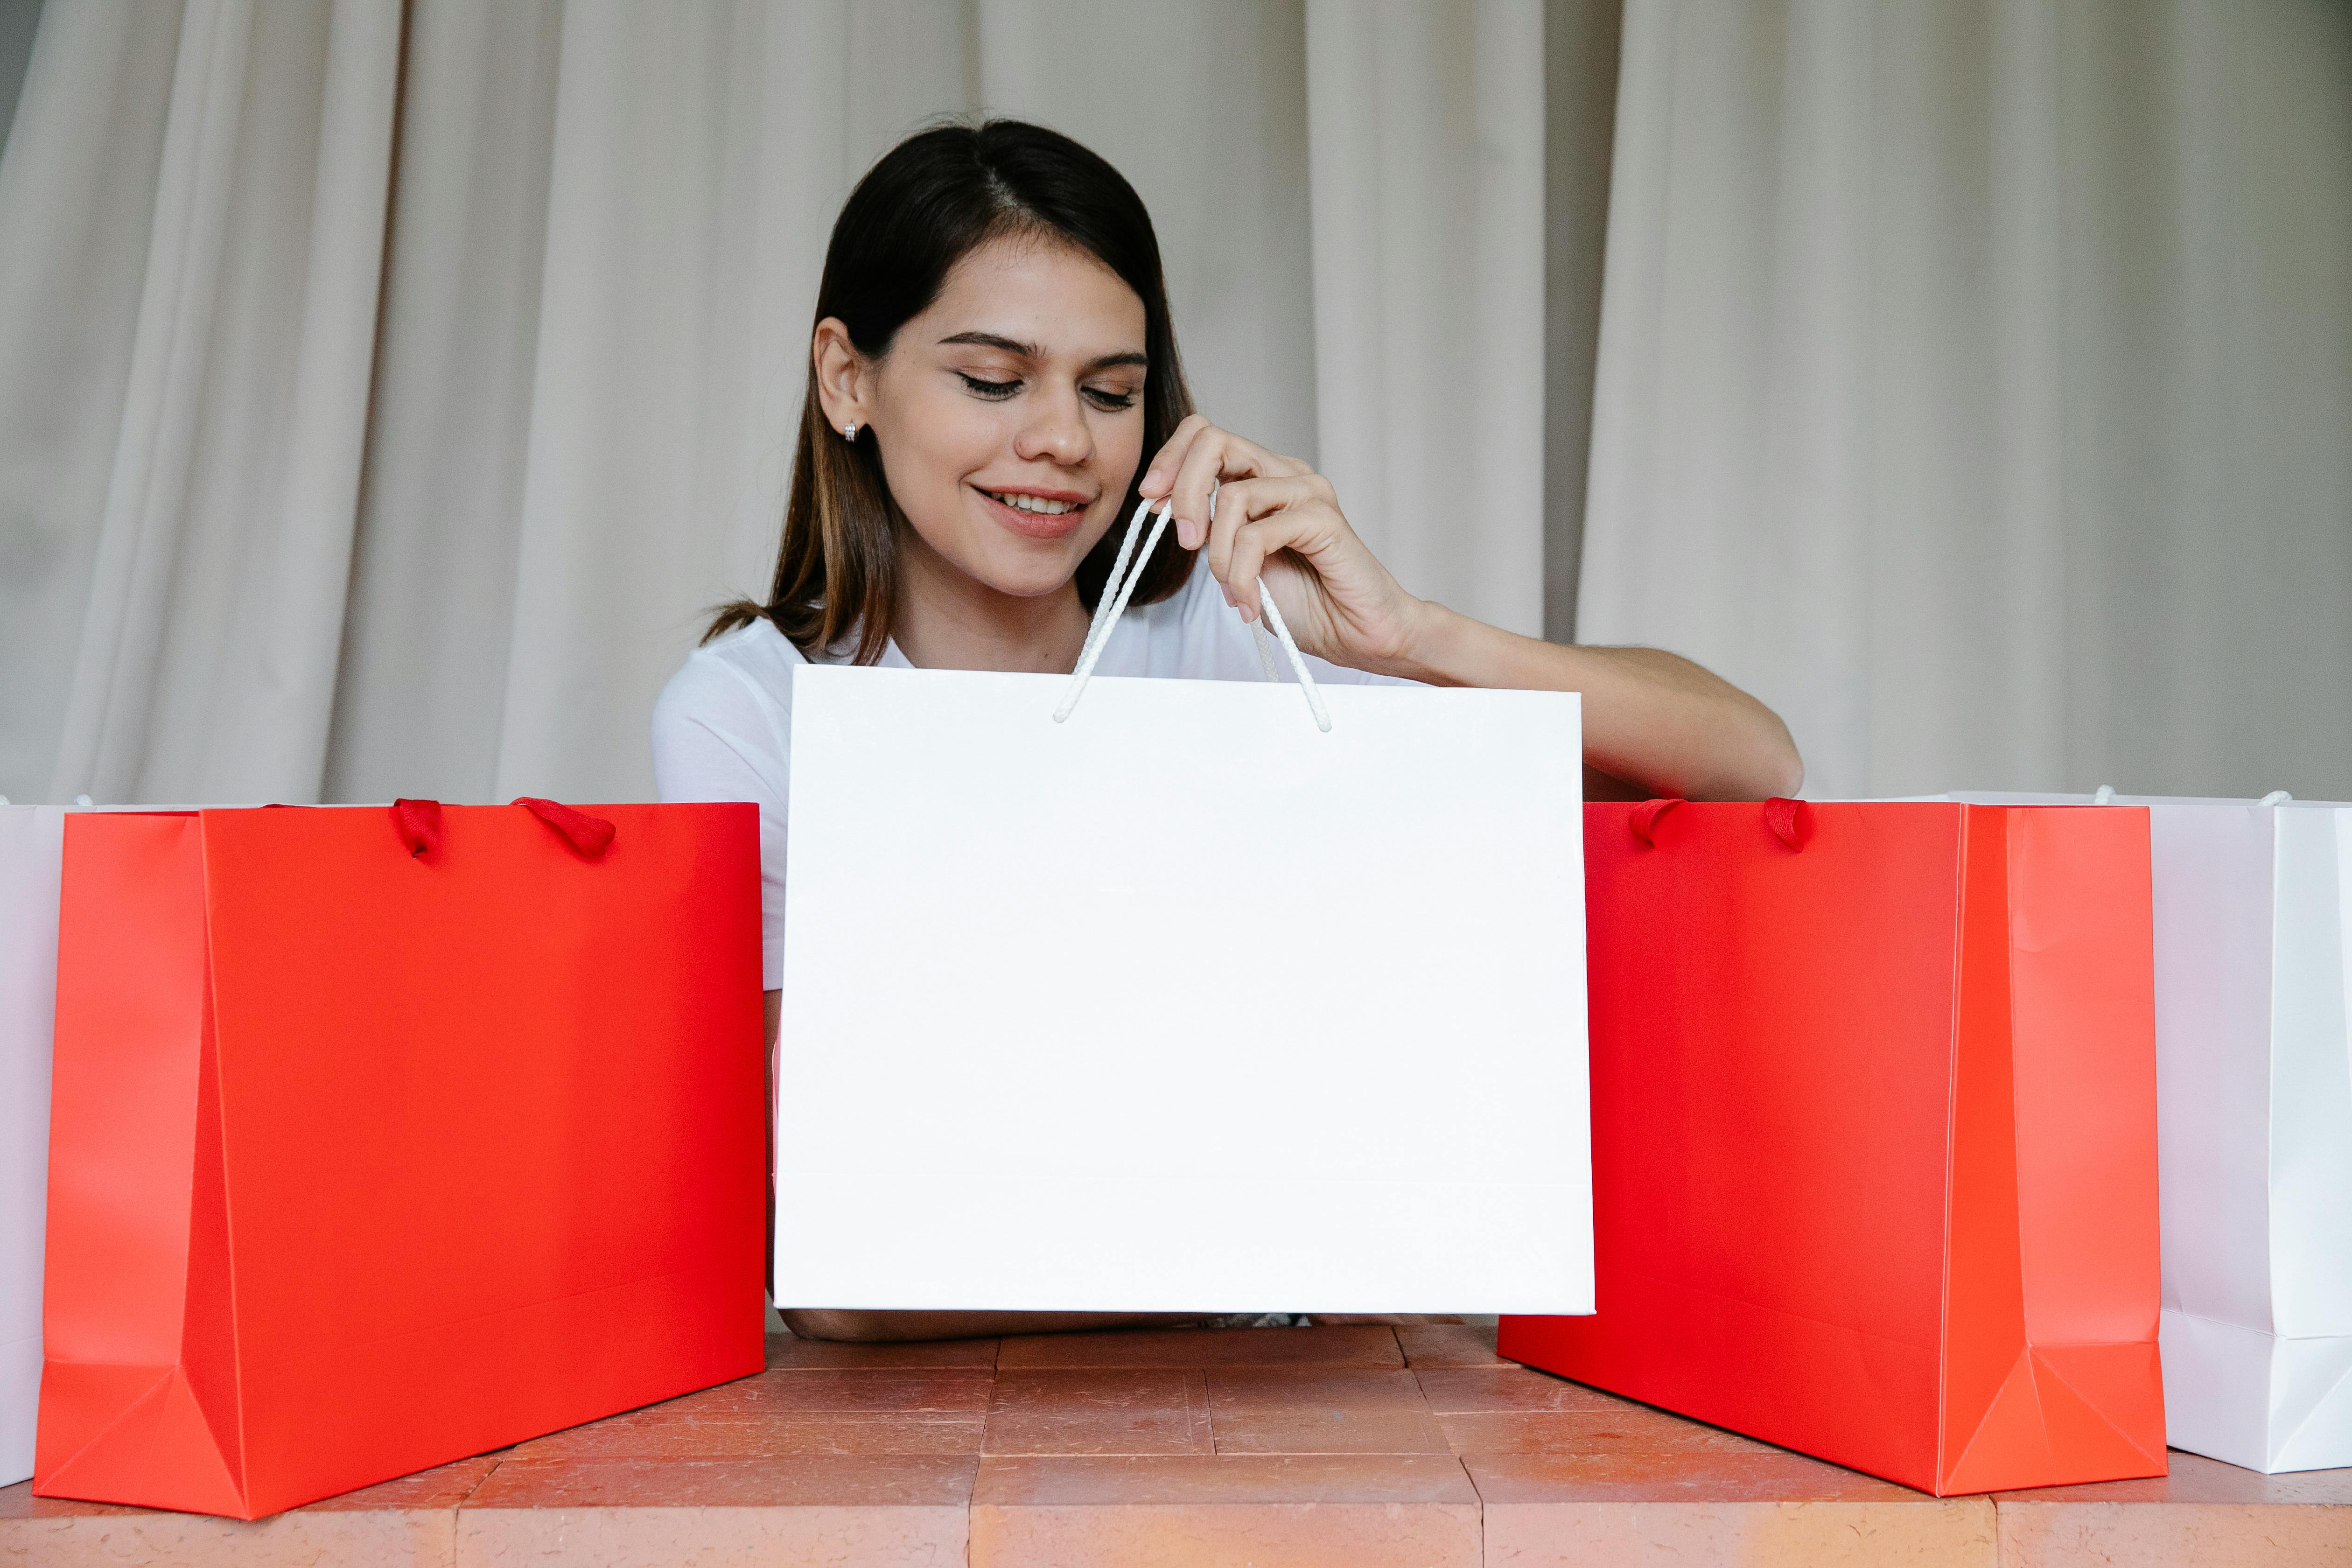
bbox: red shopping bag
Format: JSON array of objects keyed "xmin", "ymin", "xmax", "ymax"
[
  {"xmin": 1500, "ymin": 801, "xmax": 2165, "ymax": 1495},
  {"xmin": 35, "ymin": 801, "xmax": 765, "ymax": 1519}
]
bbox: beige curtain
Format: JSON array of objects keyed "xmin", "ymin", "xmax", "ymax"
[
  {"xmin": 0, "ymin": 0, "xmax": 397, "ymax": 805},
  {"xmin": 1307, "ymin": 0, "xmax": 1547, "ymax": 637},
  {"xmin": 1575, "ymin": 0, "xmax": 2352, "ymax": 798},
  {"xmin": 9, "ymin": 0, "xmax": 2347, "ymax": 807},
  {"xmin": 0, "ymin": 0, "xmax": 1548, "ymax": 806}
]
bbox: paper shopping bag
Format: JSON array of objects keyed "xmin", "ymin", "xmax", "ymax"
[
  {"xmin": 34, "ymin": 801, "xmax": 766, "ymax": 1519},
  {"xmin": 1500, "ymin": 800, "xmax": 2165, "ymax": 1495},
  {"xmin": 2142, "ymin": 797, "xmax": 2352, "ymax": 1473},
  {"xmin": 1, "ymin": 805, "xmax": 64, "ymax": 1486},
  {"xmin": 1935, "ymin": 791, "xmax": 2352, "ymax": 1473},
  {"xmin": 774, "ymin": 665, "xmax": 1591, "ymax": 1314}
]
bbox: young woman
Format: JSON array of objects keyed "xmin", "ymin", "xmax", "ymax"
[{"xmin": 654, "ymin": 120, "xmax": 1801, "ymax": 1342}]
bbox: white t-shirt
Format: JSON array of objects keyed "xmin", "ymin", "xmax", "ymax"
[{"xmin": 651, "ymin": 555, "xmax": 1413, "ymax": 987}]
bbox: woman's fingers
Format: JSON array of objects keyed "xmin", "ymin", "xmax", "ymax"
[
  {"xmin": 1171, "ymin": 430, "xmax": 1272, "ymax": 549},
  {"xmin": 1203, "ymin": 474, "xmax": 1321, "ymax": 589},
  {"xmin": 1141, "ymin": 419, "xmax": 1309, "ymax": 551},
  {"xmin": 1207, "ymin": 476, "xmax": 1336, "ymax": 622},
  {"xmin": 1136, "ymin": 413, "xmax": 1211, "ymax": 502}
]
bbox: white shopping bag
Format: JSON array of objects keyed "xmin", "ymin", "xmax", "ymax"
[
  {"xmin": 1918, "ymin": 791, "xmax": 2352, "ymax": 1473},
  {"xmin": 0, "ymin": 805, "xmax": 64, "ymax": 1485},
  {"xmin": 773, "ymin": 665, "xmax": 1591, "ymax": 1314}
]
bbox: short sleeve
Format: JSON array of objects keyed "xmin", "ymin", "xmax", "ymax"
[{"xmin": 651, "ymin": 634, "xmax": 796, "ymax": 988}]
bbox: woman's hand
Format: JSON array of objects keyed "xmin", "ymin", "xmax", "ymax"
[
  {"xmin": 1137, "ymin": 415, "xmax": 1425, "ymax": 672},
  {"xmin": 1137, "ymin": 417, "xmax": 1805, "ymax": 800}
]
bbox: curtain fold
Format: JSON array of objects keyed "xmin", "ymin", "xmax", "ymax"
[
  {"xmin": 38, "ymin": 0, "xmax": 397, "ymax": 805},
  {"xmin": 0, "ymin": 0, "xmax": 179, "ymax": 801},
  {"xmin": 322, "ymin": 0, "xmax": 561, "ymax": 805},
  {"xmin": 1576, "ymin": 0, "xmax": 2352, "ymax": 798},
  {"xmin": 1307, "ymin": 0, "xmax": 1547, "ymax": 638},
  {"xmin": 487, "ymin": 0, "xmax": 853, "ymax": 800}
]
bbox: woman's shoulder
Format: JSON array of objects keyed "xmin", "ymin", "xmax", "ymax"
[{"xmin": 654, "ymin": 616, "xmax": 805, "ymax": 734}]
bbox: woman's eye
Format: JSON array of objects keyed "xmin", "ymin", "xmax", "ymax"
[
  {"xmin": 1084, "ymin": 387, "xmax": 1139, "ymax": 412},
  {"xmin": 958, "ymin": 373, "xmax": 1021, "ymax": 399}
]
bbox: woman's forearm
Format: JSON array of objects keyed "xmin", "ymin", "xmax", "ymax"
[
  {"xmin": 1365, "ymin": 602, "xmax": 1804, "ymax": 803},
  {"xmin": 781, "ymin": 1309, "xmax": 1205, "ymax": 1342}
]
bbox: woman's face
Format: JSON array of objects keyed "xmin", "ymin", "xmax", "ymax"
[{"xmin": 823, "ymin": 235, "xmax": 1149, "ymax": 601}]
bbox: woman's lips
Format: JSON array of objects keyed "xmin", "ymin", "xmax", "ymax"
[{"xmin": 975, "ymin": 485, "xmax": 1089, "ymax": 540}]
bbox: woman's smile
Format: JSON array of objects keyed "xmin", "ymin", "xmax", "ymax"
[{"xmin": 974, "ymin": 483, "xmax": 1093, "ymax": 540}]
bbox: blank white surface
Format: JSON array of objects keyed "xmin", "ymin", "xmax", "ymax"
[
  {"xmin": 2269, "ymin": 806, "xmax": 2352, "ymax": 1339},
  {"xmin": 774, "ymin": 667, "xmax": 1589, "ymax": 1313},
  {"xmin": 2149, "ymin": 802, "xmax": 2281, "ymax": 1334},
  {"xmin": 0, "ymin": 806, "xmax": 63, "ymax": 1485}
]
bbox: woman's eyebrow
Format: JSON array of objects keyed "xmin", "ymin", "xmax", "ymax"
[
  {"xmin": 938, "ymin": 330, "xmax": 1037, "ymax": 356},
  {"xmin": 937, "ymin": 331, "xmax": 1146, "ymax": 374}
]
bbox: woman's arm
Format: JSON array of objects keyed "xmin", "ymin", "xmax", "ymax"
[
  {"xmin": 1364, "ymin": 609, "xmax": 1802, "ymax": 803},
  {"xmin": 1138, "ymin": 417, "xmax": 1802, "ymax": 802}
]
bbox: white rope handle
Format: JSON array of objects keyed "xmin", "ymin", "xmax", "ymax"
[
  {"xmin": 1075, "ymin": 495, "xmax": 1152, "ymax": 671},
  {"xmin": 1054, "ymin": 498, "xmax": 1171, "ymax": 722},
  {"xmin": 1256, "ymin": 579, "xmax": 1330, "ymax": 731},
  {"xmin": 1250, "ymin": 617, "xmax": 1282, "ymax": 682},
  {"xmin": 1053, "ymin": 495, "xmax": 1330, "ymax": 731}
]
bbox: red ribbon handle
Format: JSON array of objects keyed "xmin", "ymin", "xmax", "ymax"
[
  {"xmin": 1629, "ymin": 797, "xmax": 1684, "ymax": 847},
  {"xmin": 390, "ymin": 797, "xmax": 616, "ymax": 859},
  {"xmin": 1764, "ymin": 797, "xmax": 1813, "ymax": 851},
  {"xmin": 512, "ymin": 797, "xmax": 617, "ymax": 857},
  {"xmin": 392, "ymin": 798, "xmax": 443, "ymax": 857}
]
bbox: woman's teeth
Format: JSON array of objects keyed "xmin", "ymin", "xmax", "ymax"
[{"xmin": 986, "ymin": 490, "xmax": 1078, "ymax": 515}]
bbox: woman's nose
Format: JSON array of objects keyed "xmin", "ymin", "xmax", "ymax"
[{"xmin": 1014, "ymin": 387, "xmax": 1092, "ymax": 467}]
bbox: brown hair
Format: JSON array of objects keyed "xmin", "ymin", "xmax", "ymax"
[{"xmin": 708, "ymin": 120, "xmax": 1196, "ymax": 660}]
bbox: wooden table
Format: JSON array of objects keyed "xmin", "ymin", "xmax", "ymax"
[{"xmin": 7, "ymin": 1322, "xmax": 2348, "ymax": 1565}]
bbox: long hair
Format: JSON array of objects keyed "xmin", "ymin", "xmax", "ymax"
[{"xmin": 707, "ymin": 120, "xmax": 1195, "ymax": 660}]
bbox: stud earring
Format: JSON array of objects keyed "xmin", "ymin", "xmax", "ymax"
[{"xmin": 842, "ymin": 422, "xmax": 859, "ymax": 442}]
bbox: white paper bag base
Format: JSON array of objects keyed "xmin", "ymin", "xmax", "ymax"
[
  {"xmin": 2163, "ymin": 1309, "xmax": 2352, "ymax": 1473},
  {"xmin": 782, "ymin": 1177, "xmax": 1588, "ymax": 1314},
  {"xmin": 0, "ymin": 1333, "xmax": 33, "ymax": 1485}
]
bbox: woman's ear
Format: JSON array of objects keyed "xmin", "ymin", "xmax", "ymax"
[{"xmin": 812, "ymin": 318, "xmax": 871, "ymax": 438}]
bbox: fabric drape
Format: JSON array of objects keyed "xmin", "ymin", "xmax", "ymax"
[
  {"xmin": 0, "ymin": 0, "xmax": 1547, "ymax": 806},
  {"xmin": 321, "ymin": 0, "xmax": 560, "ymax": 805},
  {"xmin": 1576, "ymin": 0, "xmax": 2352, "ymax": 799},
  {"xmin": 1, "ymin": 0, "xmax": 397, "ymax": 805},
  {"xmin": 1307, "ymin": 0, "xmax": 1547, "ymax": 640},
  {"xmin": 7, "ymin": 0, "xmax": 2347, "ymax": 807}
]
